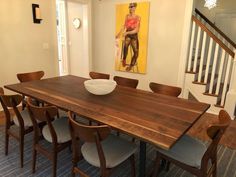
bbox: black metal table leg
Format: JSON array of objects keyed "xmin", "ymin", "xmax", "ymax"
[{"xmin": 139, "ymin": 141, "xmax": 146, "ymax": 177}]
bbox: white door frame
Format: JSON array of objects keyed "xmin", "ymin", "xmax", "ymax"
[
  {"xmin": 57, "ymin": 0, "xmax": 69, "ymax": 76},
  {"xmin": 177, "ymin": 0, "xmax": 194, "ymax": 98}
]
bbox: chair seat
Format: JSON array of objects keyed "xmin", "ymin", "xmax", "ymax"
[
  {"xmin": 13, "ymin": 109, "xmax": 33, "ymax": 127},
  {"xmin": 58, "ymin": 109, "xmax": 68, "ymax": 117},
  {"xmin": 81, "ymin": 134, "xmax": 137, "ymax": 168},
  {"xmin": 157, "ymin": 135, "xmax": 207, "ymax": 168},
  {"xmin": 42, "ymin": 117, "xmax": 71, "ymax": 143}
]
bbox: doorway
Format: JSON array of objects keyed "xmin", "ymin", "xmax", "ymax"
[{"xmin": 56, "ymin": 0, "xmax": 91, "ymax": 77}]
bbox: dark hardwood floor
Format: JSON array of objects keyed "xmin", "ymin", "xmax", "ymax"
[{"xmin": 188, "ymin": 113, "xmax": 236, "ymax": 149}]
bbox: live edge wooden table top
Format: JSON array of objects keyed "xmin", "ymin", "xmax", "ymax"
[{"xmin": 5, "ymin": 75, "xmax": 210, "ymax": 150}]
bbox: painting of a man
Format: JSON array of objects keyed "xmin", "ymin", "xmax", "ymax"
[{"xmin": 115, "ymin": 2, "xmax": 149, "ymax": 74}]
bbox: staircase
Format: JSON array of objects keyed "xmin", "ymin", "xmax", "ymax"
[{"xmin": 184, "ymin": 8, "xmax": 236, "ymax": 115}]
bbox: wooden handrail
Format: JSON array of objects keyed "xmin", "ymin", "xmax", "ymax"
[
  {"xmin": 195, "ymin": 8, "xmax": 236, "ymax": 49},
  {"xmin": 192, "ymin": 15, "xmax": 235, "ymax": 58}
]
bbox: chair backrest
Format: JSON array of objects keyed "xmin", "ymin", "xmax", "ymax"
[
  {"xmin": 89, "ymin": 72, "xmax": 110, "ymax": 80},
  {"xmin": 0, "ymin": 94, "xmax": 24, "ymax": 128},
  {"xmin": 27, "ymin": 99, "xmax": 58, "ymax": 143},
  {"xmin": 17, "ymin": 71, "xmax": 44, "ymax": 82},
  {"xmin": 207, "ymin": 110, "xmax": 231, "ymax": 141},
  {"xmin": 113, "ymin": 76, "xmax": 138, "ymax": 88},
  {"xmin": 68, "ymin": 111, "xmax": 110, "ymax": 170},
  {"xmin": 149, "ymin": 82, "xmax": 182, "ymax": 97},
  {"xmin": 68, "ymin": 111, "xmax": 110, "ymax": 143},
  {"xmin": 201, "ymin": 110, "xmax": 231, "ymax": 168},
  {"xmin": 0, "ymin": 87, "xmax": 4, "ymax": 95}
]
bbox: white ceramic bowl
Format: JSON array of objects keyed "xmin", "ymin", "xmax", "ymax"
[{"xmin": 84, "ymin": 79, "xmax": 117, "ymax": 95}]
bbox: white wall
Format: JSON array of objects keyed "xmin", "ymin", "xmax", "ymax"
[
  {"xmin": 215, "ymin": 14, "xmax": 236, "ymax": 43},
  {"xmin": 0, "ymin": 0, "xmax": 59, "ymax": 93},
  {"xmin": 92, "ymin": 0, "xmax": 190, "ymax": 91},
  {"xmin": 195, "ymin": 0, "xmax": 236, "ymax": 43}
]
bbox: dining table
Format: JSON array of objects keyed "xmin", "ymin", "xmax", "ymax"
[{"xmin": 5, "ymin": 75, "xmax": 210, "ymax": 177}]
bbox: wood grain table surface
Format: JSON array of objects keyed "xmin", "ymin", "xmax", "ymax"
[{"xmin": 5, "ymin": 75, "xmax": 210, "ymax": 150}]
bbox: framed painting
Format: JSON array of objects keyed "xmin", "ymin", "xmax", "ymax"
[{"xmin": 115, "ymin": 2, "xmax": 150, "ymax": 74}]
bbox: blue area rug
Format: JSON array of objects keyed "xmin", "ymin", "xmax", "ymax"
[{"xmin": 0, "ymin": 126, "xmax": 235, "ymax": 177}]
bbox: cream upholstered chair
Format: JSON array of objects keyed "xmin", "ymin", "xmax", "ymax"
[
  {"xmin": 27, "ymin": 99, "xmax": 71, "ymax": 177},
  {"xmin": 68, "ymin": 111, "xmax": 137, "ymax": 177},
  {"xmin": 0, "ymin": 90, "xmax": 35, "ymax": 168},
  {"xmin": 152, "ymin": 110, "xmax": 231, "ymax": 177}
]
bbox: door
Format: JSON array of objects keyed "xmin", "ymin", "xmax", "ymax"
[
  {"xmin": 56, "ymin": 0, "xmax": 69, "ymax": 76},
  {"xmin": 66, "ymin": 0, "xmax": 90, "ymax": 77},
  {"xmin": 56, "ymin": 0, "xmax": 90, "ymax": 77}
]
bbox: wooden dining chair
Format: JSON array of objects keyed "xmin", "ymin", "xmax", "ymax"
[
  {"xmin": 113, "ymin": 76, "xmax": 139, "ymax": 88},
  {"xmin": 151, "ymin": 110, "xmax": 231, "ymax": 177},
  {"xmin": 27, "ymin": 99, "xmax": 71, "ymax": 177},
  {"xmin": 89, "ymin": 71, "xmax": 110, "ymax": 80},
  {"xmin": 17, "ymin": 70, "xmax": 45, "ymax": 82},
  {"xmin": 68, "ymin": 111, "xmax": 137, "ymax": 177},
  {"xmin": 17, "ymin": 71, "xmax": 45, "ymax": 110},
  {"xmin": 0, "ymin": 87, "xmax": 3, "ymax": 95},
  {"xmin": 0, "ymin": 90, "xmax": 34, "ymax": 168},
  {"xmin": 149, "ymin": 82, "xmax": 182, "ymax": 97}
]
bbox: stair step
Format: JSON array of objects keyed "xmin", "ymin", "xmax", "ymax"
[
  {"xmin": 215, "ymin": 103, "xmax": 224, "ymax": 108},
  {"xmin": 215, "ymin": 96, "xmax": 224, "ymax": 107},
  {"xmin": 192, "ymin": 81, "xmax": 207, "ymax": 85},
  {"xmin": 203, "ymin": 92, "xmax": 218, "ymax": 97},
  {"xmin": 192, "ymin": 73, "xmax": 217, "ymax": 86},
  {"xmin": 186, "ymin": 63, "xmax": 206, "ymax": 74},
  {"xmin": 186, "ymin": 56, "xmax": 201, "ymax": 74},
  {"xmin": 205, "ymin": 83, "xmax": 229, "ymax": 97}
]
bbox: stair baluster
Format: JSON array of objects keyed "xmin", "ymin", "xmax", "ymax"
[
  {"xmin": 215, "ymin": 50, "xmax": 226, "ymax": 95},
  {"xmin": 204, "ymin": 38, "xmax": 214, "ymax": 84},
  {"xmin": 187, "ymin": 21, "xmax": 196, "ymax": 72},
  {"xmin": 221, "ymin": 56, "xmax": 234, "ymax": 106},
  {"xmin": 198, "ymin": 31, "xmax": 207, "ymax": 82},
  {"xmin": 209, "ymin": 44, "xmax": 220, "ymax": 94},
  {"xmin": 193, "ymin": 26, "xmax": 202, "ymax": 72}
]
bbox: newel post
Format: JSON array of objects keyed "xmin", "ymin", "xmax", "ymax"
[{"xmin": 225, "ymin": 49, "xmax": 236, "ymax": 120}]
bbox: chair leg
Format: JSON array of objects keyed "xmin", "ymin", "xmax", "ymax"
[
  {"xmin": 71, "ymin": 158, "xmax": 77, "ymax": 177},
  {"xmin": 212, "ymin": 157, "xmax": 217, "ymax": 177},
  {"xmin": 101, "ymin": 169, "xmax": 110, "ymax": 177},
  {"xmin": 32, "ymin": 149, "xmax": 37, "ymax": 173},
  {"xmin": 71, "ymin": 167, "xmax": 75, "ymax": 177},
  {"xmin": 130, "ymin": 154, "xmax": 136, "ymax": 177},
  {"xmin": 20, "ymin": 137, "xmax": 24, "ymax": 168},
  {"xmin": 152, "ymin": 152, "xmax": 161, "ymax": 177},
  {"xmin": 165, "ymin": 161, "xmax": 170, "ymax": 171},
  {"xmin": 52, "ymin": 153, "xmax": 58, "ymax": 177},
  {"xmin": 5, "ymin": 132, "xmax": 9, "ymax": 155}
]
